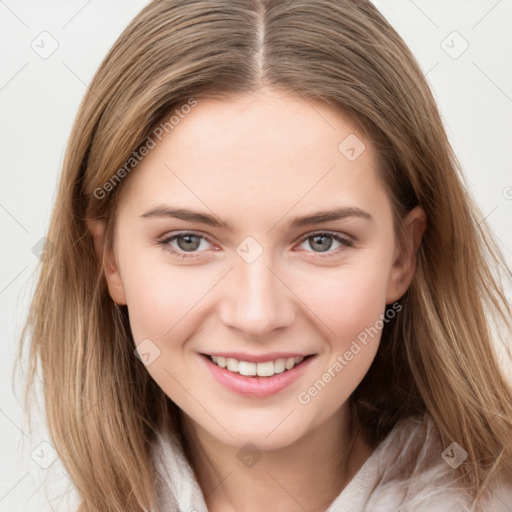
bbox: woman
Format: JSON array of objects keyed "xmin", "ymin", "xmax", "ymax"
[{"xmin": 19, "ymin": 0, "xmax": 512, "ymax": 510}]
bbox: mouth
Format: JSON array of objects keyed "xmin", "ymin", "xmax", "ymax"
[
  {"xmin": 203, "ymin": 354, "xmax": 314, "ymax": 377},
  {"xmin": 200, "ymin": 352, "xmax": 316, "ymax": 397}
]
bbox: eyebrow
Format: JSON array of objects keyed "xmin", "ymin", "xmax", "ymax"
[{"xmin": 140, "ymin": 205, "xmax": 373, "ymax": 231}]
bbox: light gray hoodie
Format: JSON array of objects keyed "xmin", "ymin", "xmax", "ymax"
[{"xmin": 150, "ymin": 412, "xmax": 512, "ymax": 511}]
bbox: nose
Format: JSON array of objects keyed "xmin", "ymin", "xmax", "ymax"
[{"xmin": 218, "ymin": 254, "xmax": 296, "ymax": 339}]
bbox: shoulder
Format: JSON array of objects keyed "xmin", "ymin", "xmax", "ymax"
[
  {"xmin": 150, "ymin": 428, "xmax": 210, "ymax": 512},
  {"xmin": 364, "ymin": 412, "xmax": 512, "ymax": 511}
]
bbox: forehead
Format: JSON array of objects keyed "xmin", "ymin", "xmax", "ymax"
[{"xmin": 117, "ymin": 89, "xmax": 387, "ymax": 225}]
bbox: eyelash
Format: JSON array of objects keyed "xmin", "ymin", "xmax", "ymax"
[{"xmin": 158, "ymin": 230, "xmax": 353, "ymax": 259}]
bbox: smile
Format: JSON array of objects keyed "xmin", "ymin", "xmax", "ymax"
[{"xmin": 201, "ymin": 353, "xmax": 315, "ymax": 397}]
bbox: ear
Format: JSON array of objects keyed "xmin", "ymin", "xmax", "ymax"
[
  {"xmin": 86, "ymin": 219, "xmax": 127, "ymax": 305},
  {"xmin": 386, "ymin": 206, "xmax": 427, "ymax": 304}
]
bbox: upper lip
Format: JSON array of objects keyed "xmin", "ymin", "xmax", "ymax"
[{"xmin": 203, "ymin": 352, "xmax": 314, "ymax": 363}]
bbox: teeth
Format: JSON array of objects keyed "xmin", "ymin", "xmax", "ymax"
[
  {"xmin": 227, "ymin": 358, "xmax": 239, "ymax": 372},
  {"xmin": 274, "ymin": 359, "xmax": 286, "ymax": 374},
  {"xmin": 209, "ymin": 355, "xmax": 307, "ymax": 377},
  {"xmin": 238, "ymin": 361, "xmax": 257, "ymax": 376},
  {"xmin": 256, "ymin": 361, "xmax": 274, "ymax": 377},
  {"xmin": 285, "ymin": 357, "xmax": 296, "ymax": 370}
]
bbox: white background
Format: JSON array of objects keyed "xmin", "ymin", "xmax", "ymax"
[{"xmin": 1, "ymin": 1, "xmax": 511, "ymax": 510}]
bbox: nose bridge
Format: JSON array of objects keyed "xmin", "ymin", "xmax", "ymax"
[{"xmin": 219, "ymin": 247, "xmax": 295, "ymax": 337}]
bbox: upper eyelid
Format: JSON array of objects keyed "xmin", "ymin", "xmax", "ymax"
[
  {"xmin": 160, "ymin": 230, "xmax": 215, "ymax": 244},
  {"xmin": 297, "ymin": 230, "xmax": 352, "ymax": 242}
]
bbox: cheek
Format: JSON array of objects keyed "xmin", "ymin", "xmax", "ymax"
[
  {"xmin": 118, "ymin": 241, "xmax": 216, "ymax": 344},
  {"xmin": 294, "ymin": 260, "xmax": 390, "ymax": 344},
  {"xmin": 119, "ymin": 255, "xmax": 213, "ymax": 404},
  {"xmin": 291, "ymin": 262, "xmax": 390, "ymax": 413}
]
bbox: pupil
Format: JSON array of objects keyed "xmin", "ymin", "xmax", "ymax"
[
  {"xmin": 178, "ymin": 235, "xmax": 200, "ymax": 251},
  {"xmin": 311, "ymin": 235, "xmax": 332, "ymax": 252}
]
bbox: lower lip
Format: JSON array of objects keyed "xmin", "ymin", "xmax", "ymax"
[{"xmin": 201, "ymin": 355, "xmax": 315, "ymax": 398}]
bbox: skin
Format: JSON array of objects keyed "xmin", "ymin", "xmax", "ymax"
[{"xmin": 88, "ymin": 86, "xmax": 426, "ymax": 512}]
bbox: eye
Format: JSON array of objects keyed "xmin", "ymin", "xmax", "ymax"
[
  {"xmin": 158, "ymin": 230, "xmax": 353, "ymax": 260},
  {"xmin": 297, "ymin": 231, "xmax": 353, "ymax": 256},
  {"xmin": 158, "ymin": 231, "xmax": 214, "ymax": 258}
]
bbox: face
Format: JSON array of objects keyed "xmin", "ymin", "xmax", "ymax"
[{"xmin": 91, "ymin": 87, "xmax": 424, "ymax": 451}]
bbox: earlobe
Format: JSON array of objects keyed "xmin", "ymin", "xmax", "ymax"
[
  {"xmin": 386, "ymin": 206, "xmax": 427, "ymax": 304},
  {"xmin": 86, "ymin": 219, "xmax": 127, "ymax": 305}
]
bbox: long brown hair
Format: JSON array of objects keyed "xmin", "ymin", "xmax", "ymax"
[{"xmin": 17, "ymin": 0, "xmax": 512, "ymax": 510}]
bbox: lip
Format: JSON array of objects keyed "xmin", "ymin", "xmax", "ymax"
[{"xmin": 201, "ymin": 353, "xmax": 315, "ymax": 398}]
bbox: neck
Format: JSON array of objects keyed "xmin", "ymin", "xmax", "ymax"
[{"xmin": 181, "ymin": 403, "xmax": 373, "ymax": 512}]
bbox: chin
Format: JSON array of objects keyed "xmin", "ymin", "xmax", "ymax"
[{"xmin": 199, "ymin": 412, "xmax": 312, "ymax": 451}]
